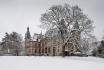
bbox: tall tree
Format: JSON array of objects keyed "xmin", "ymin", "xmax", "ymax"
[
  {"xmin": 1, "ymin": 32, "xmax": 23, "ymax": 56},
  {"xmin": 40, "ymin": 3, "xmax": 94, "ymax": 55},
  {"xmin": 40, "ymin": 4, "xmax": 93, "ymax": 41}
]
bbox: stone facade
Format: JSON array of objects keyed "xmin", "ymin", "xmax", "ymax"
[
  {"xmin": 25, "ymin": 23, "xmax": 81, "ymax": 56},
  {"xmin": 25, "ymin": 27, "xmax": 49, "ymax": 56}
]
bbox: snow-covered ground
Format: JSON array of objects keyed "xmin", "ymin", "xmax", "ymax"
[{"xmin": 0, "ymin": 56, "xmax": 104, "ymax": 70}]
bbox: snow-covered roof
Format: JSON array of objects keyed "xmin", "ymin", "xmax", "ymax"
[{"xmin": 32, "ymin": 33, "xmax": 44, "ymax": 41}]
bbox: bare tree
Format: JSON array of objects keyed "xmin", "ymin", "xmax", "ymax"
[
  {"xmin": 40, "ymin": 3, "xmax": 94, "ymax": 55},
  {"xmin": 40, "ymin": 4, "xmax": 93, "ymax": 39}
]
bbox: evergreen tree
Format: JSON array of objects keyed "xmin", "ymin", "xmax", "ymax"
[{"xmin": 1, "ymin": 32, "xmax": 23, "ymax": 56}]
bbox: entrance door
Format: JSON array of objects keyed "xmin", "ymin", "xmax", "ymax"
[{"xmin": 64, "ymin": 51, "xmax": 69, "ymax": 56}]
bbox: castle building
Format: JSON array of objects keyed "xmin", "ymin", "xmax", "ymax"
[
  {"xmin": 25, "ymin": 21, "xmax": 81, "ymax": 56},
  {"xmin": 25, "ymin": 27, "xmax": 50, "ymax": 56}
]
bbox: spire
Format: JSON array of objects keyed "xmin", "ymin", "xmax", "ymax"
[{"xmin": 25, "ymin": 26, "xmax": 31, "ymax": 40}]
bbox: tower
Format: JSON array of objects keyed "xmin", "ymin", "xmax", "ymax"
[
  {"xmin": 25, "ymin": 26, "xmax": 31, "ymax": 41},
  {"xmin": 25, "ymin": 27, "xmax": 31, "ymax": 55}
]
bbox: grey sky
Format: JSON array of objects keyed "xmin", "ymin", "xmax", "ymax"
[{"xmin": 0, "ymin": 0, "xmax": 104, "ymax": 41}]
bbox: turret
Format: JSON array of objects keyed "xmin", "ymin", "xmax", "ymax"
[{"xmin": 25, "ymin": 27, "xmax": 31, "ymax": 41}]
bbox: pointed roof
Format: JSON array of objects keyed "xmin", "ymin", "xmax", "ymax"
[{"xmin": 25, "ymin": 26, "xmax": 31, "ymax": 39}]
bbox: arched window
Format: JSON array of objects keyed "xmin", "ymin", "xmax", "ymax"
[
  {"xmin": 45, "ymin": 48, "xmax": 47, "ymax": 53},
  {"xmin": 35, "ymin": 48, "xmax": 37, "ymax": 53}
]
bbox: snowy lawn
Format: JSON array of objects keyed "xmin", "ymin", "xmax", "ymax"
[{"xmin": 0, "ymin": 56, "xmax": 104, "ymax": 70}]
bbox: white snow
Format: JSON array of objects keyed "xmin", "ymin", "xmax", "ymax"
[{"xmin": 0, "ymin": 56, "xmax": 104, "ymax": 70}]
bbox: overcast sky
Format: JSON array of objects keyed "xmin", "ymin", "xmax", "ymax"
[{"xmin": 0, "ymin": 0, "xmax": 104, "ymax": 41}]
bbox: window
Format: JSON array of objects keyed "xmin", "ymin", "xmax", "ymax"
[
  {"xmin": 35, "ymin": 49, "xmax": 37, "ymax": 53},
  {"xmin": 38, "ymin": 43, "xmax": 40, "ymax": 47},
  {"xmin": 45, "ymin": 48, "xmax": 47, "ymax": 53},
  {"xmin": 39, "ymin": 48, "xmax": 41, "ymax": 53},
  {"xmin": 53, "ymin": 47, "xmax": 56, "ymax": 56}
]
